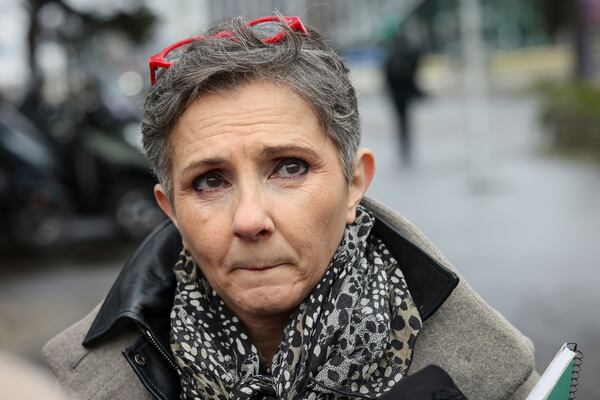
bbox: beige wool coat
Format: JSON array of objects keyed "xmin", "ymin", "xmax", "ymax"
[{"xmin": 43, "ymin": 197, "xmax": 539, "ymax": 399}]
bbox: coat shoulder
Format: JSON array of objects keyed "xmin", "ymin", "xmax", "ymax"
[
  {"xmin": 363, "ymin": 197, "xmax": 539, "ymax": 400},
  {"xmin": 42, "ymin": 303, "xmax": 151, "ymax": 400}
]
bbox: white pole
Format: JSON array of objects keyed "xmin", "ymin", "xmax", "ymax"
[{"xmin": 459, "ymin": 0, "xmax": 491, "ymax": 189}]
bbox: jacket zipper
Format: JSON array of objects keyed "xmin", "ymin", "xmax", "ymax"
[{"xmin": 142, "ymin": 328, "xmax": 178, "ymax": 370}]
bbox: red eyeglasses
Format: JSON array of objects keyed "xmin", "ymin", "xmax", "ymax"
[{"xmin": 148, "ymin": 15, "xmax": 308, "ymax": 85}]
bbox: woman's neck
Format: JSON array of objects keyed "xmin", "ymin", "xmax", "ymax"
[{"xmin": 241, "ymin": 313, "xmax": 290, "ymax": 364}]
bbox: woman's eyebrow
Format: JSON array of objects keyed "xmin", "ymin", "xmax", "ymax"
[
  {"xmin": 262, "ymin": 144, "xmax": 319, "ymax": 158},
  {"xmin": 181, "ymin": 157, "xmax": 227, "ymax": 174},
  {"xmin": 180, "ymin": 145, "xmax": 319, "ymax": 174}
]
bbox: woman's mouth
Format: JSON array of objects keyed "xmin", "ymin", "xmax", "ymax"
[{"xmin": 241, "ymin": 264, "xmax": 282, "ymax": 271}]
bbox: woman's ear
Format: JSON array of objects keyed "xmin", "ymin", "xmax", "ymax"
[
  {"xmin": 154, "ymin": 184, "xmax": 179, "ymax": 230},
  {"xmin": 346, "ymin": 148, "xmax": 375, "ymax": 224}
]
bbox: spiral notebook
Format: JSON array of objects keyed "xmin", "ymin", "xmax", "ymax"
[{"xmin": 526, "ymin": 343, "xmax": 583, "ymax": 400}]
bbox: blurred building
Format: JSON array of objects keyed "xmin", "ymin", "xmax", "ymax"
[
  {"xmin": 199, "ymin": 0, "xmax": 558, "ymax": 52},
  {"xmin": 1, "ymin": 0, "xmax": 594, "ymax": 104},
  {"xmin": 204, "ymin": 0, "xmax": 422, "ymax": 50}
]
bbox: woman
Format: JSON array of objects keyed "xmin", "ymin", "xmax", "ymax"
[{"xmin": 44, "ymin": 15, "xmax": 538, "ymax": 399}]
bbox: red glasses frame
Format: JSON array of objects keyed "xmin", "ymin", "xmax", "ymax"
[{"xmin": 148, "ymin": 15, "xmax": 308, "ymax": 85}]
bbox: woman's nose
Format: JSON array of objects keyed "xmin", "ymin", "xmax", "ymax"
[{"xmin": 231, "ymin": 187, "xmax": 274, "ymax": 241}]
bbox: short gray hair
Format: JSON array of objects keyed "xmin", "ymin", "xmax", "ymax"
[{"xmin": 142, "ymin": 15, "xmax": 360, "ymax": 201}]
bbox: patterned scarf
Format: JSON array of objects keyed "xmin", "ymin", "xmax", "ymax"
[{"xmin": 170, "ymin": 206, "xmax": 422, "ymax": 399}]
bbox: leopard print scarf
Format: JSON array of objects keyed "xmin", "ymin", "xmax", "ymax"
[{"xmin": 170, "ymin": 206, "xmax": 422, "ymax": 399}]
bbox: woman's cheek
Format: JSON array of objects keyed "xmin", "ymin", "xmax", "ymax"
[
  {"xmin": 305, "ymin": 180, "xmax": 347, "ymax": 220},
  {"xmin": 178, "ymin": 204, "xmax": 228, "ymax": 255}
]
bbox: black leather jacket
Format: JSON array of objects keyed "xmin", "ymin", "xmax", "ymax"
[{"xmin": 80, "ymin": 213, "xmax": 459, "ymax": 399}]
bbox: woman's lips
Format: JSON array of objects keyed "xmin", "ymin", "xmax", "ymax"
[
  {"xmin": 237, "ymin": 263, "xmax": 285, "ymax": 271},
  {"xmin": 231, "ymin": 257, "xmax": 290, "ymax": 271}
]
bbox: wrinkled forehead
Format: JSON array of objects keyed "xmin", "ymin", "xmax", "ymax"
[
  {"xmin": 166, "ymin": 80, "xmax": 334, "ymax": 168},
  {"xmin": 169, "ymin": 79, "xmax": 329, "ymax": 146}
]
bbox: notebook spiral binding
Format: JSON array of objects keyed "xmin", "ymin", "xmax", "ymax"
[{"xmin": 567, "ymin": 343, "xmax": 583, "ymax": 400}]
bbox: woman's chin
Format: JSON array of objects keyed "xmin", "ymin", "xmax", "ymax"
[{"xmin": 229, "ymin": 285, "xmax": 305, "ymax": 318}]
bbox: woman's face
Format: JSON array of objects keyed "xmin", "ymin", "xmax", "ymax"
[{"xmin": 155, "ymin": 80, "xmax": 373, "ymax": 323}]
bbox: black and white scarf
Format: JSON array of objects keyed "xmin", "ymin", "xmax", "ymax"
[{"xmin": 170, "ymin": 206, "xmax": 422, "ymax": 399}]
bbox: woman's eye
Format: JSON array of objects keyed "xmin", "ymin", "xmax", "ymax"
[
  {"xmin": 193, "ymin": 172, "xmax": 230, "ymax": 193},
  {"xmin": 272, "ymin": 158, "xmax": 309, "ymax": 178}
]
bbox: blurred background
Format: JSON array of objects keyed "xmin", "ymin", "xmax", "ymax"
[{"xmin": 0, "ymin": 0, "xmax": 599, "ymax": 397}]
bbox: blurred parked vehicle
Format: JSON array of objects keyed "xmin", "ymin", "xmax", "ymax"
[
  {"xmin": 0, "ymin": 105, "xmax": 69, "ymax": 250},
  {"xmin": 0, "ymin": 99, "xmax": 164, "ymax": 252}
]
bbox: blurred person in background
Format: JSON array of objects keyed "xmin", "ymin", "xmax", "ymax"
[
  {"xmin": 43, "ymin": 15, "xmax": 537, "ymax": 399},
  {"xmin": 384, "ymin": 30, "xmax": 425, "ymax": 166}
]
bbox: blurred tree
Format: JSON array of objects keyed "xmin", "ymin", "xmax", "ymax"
[
  {"xmin": 532, "ymin": 0, "xmax": 600, "ymax": 81},
  {"xmin": 22, "ymin": 0, "xmax": 156, "ymax": 106},
  {"xmin": 531, "ymin": 0, "xmax": 573, "ymax": 38}
]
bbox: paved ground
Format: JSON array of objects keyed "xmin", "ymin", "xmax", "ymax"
[{"xmin": 1, "ymin": 89, "xmax": 598, "ymax": 397}]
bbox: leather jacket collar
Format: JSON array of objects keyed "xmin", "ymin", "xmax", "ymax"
[{"xmin": 83, "ymin": 209, "xmax": 459, "ymax": 348}]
